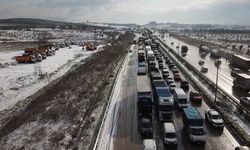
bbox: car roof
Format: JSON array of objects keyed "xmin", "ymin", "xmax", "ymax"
[
  {"xmin": 208, "ymin": 109, "xmax": 219, "ymax": 116},
  {"xmin": 143, "ymin": 139, "xmax": 156, "ymax": 149},
  {"xmin": 141, "ymin": 117, "xmax": 152, "ymax": 123},
  {"xmin": 163, "ymin": 122, "xmax": 176, "ymax": 133}
]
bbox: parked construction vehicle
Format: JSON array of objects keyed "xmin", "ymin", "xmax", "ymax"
[
  {"xmin": 16, "ymin": 45, "xmax": 55, "ymax": 63},
  {"xmin": 24, "ymin": 46, "xmax": 54, "ymax": 58},
  {"xmin": 16, "ymin": 53, "xmax": 38, "ymax": 63},
  {"xmin": 85, "ymin": 43, "xmax": 97, "ymax": 51}
]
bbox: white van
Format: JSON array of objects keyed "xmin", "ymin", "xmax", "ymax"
[
  {"xmin": 163, "ymin": 122, "xmax": 177, "ymax": 146},
  {"xmin": 143, "ymin": 139, "xmax": 157, "ymax": 150},
  {"xmin": 174, "ymin": 88, "xmax": 188, "ymax": 108}
]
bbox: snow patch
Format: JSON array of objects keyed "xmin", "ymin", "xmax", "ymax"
[{"xmin": 0, "ymin": 45, "xmax": 99, "ymax": 111}]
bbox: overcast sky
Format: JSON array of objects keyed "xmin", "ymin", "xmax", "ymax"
[{"xmin": 0, "ymin": 0, "xmax": 250, "ymax": 25}]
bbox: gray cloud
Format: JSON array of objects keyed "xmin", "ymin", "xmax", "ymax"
[
  {"xmin": 157, "ymin": 0, "xmax": 250, "ymax": 25},
  {"xmin": 0, "ymin": 0, "xmax": 250, "ymax": 25}
]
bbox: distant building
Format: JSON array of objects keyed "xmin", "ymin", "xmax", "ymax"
[{"xmin": 149, "ymin": 21, "xmax": 157, "ymax": 26}]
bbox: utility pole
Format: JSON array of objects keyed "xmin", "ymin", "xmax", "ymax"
[
  {"xmin": 178, "ymin": 42, "xmax": 180, "ymax": 62},
  {"xmin": 215, "ymin": 45, "xmax": 220, "ymax": 103},
  {"xmin": 215, "ymin": 61, "xmax": 219, "ymax": 103}
]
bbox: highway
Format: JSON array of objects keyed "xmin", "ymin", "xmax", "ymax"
[
  {"xmin": 161, "ymin": 33, "xmax": 250, "ymax": 100},
  {"xmin": 95, "ymin": 44, "xmax": 141, "ymax": 150},
  {"xmin": 112, "ymin": 44, "xmax": 141, "ymax": 150},
  {"xmin": 94, "ymin": 35, "xmax": 241, "ymax": 150}
]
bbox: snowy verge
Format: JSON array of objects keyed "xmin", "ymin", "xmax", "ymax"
[
  {"xmin": 94, "ymin": 44, "xmax": 135, "ymax": 150},
  {"xmin": 0, "ymin": 45, "xmax": 102, "ymax": 111}
]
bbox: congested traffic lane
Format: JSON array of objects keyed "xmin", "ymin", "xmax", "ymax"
[
  {"xmin": 109, "ymin": 35, "xmax": 239, "ymax": 150},
  {"xmin": 160, "ymin": 33, "xmax": 250, "ymax": 100},
  {"xmin": 153, "ymin": 52, "xmax": 239, "ymax": 150}
]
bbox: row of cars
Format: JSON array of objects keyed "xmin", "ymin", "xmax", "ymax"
[{"xmin": 137, "ymin": 32, "xmax": 226, "ymax": 150}]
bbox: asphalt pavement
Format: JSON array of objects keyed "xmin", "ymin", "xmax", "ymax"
[{"xmin": 110, "ymin": 41, "xmax": 239, "ymax": 150}]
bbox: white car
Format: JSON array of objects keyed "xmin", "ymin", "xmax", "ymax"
[
  {"xmin": 205, "ymin": 109, "xmax": 224, "ymax": 129},
  {"xmin": 169, "ymin": 83, "xmax": 177, "ymax": 92},
  {"xmin": 166, "ymin": 76, "xmax": 174, "ymax": 85},
  {"xmin": 143, "ymin": 139, "xmax": 157, "ymax": 150}
]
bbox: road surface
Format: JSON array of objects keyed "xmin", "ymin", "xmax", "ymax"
[{"xmin": 96, "ymin": 37, "xmax": 240, "ymax": 150}]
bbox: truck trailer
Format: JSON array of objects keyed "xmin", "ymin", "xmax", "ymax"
[
  {"xmin": 233, "ymin": 73, "xmax": 250, "ymax": 92},
  {"xmin": 137, "ymin": 75, "xmax": 153, "ymax": 117},
  {"xmin": 182, "ymin": 107, "xmax": 206, "ymax": 145},
  {"xmin": 231, "ymin": 54, "xmax": 250, "ymax": 70},
  {"xmin": 152, "ymin": 80, "xmax": 174, "ymax": 121}
]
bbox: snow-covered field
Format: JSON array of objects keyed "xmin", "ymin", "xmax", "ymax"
[
  {"xmin": 0, "ymin": 45, "xmax": 100, "ymax": 111},
  {"xmin": 0, "ymin": 29, "xmax": 88, "ymax": 41}
]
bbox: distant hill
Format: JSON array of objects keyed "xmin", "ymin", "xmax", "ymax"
[
  {"xmin": 85, "ymin": 21, "xmax": 138, "ymax": 28},
  {"xmin": 0, "ymin": 18, "xmax": 107, "ymax": 30}
]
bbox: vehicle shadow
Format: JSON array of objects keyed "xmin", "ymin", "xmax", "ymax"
[
  {"xmin": 180, "ymin": 129, "xmax": 206, "ymax": 150},
  {"xmin": 204, "ymin": 121, "xmax": 224, "ymax": 137}
]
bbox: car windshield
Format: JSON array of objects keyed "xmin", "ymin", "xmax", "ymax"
[
  {"xmin": 179, "ymin": 98, "xmax": 187, "ymax": 103},
  {"xmin": 212, "ymin": 114, "xmax": 221, "ymax": 119},
  {"xmin": 142, "ymin": 119, "xmax": 152, "ymax": 127},
  {"xmin": 192, "ymin": 92, "xmax": 200, "ymax": 96},
  {"xmin": 159, "ymin": 105, "xmax": 174, "ymax": 111},
  {"xmin": 157, "ymin": 89, "xmax": 171, "ymax": 96},
  {"xmin": 191, "ymin": 128, "xmax": 205, "ymax": 135},
  {"xmin": 165, "ymin": 133, "xmax": 176, "ymax": 138},
  {"xmin": 139, "ymin": 63, "xmax": 145, "ymax": 67},
  {"xmin": 170, "ymin": 84, "xmax": 176, "ymax": 87}
]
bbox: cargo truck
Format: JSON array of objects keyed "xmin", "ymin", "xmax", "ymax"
[
  {"xmin": 152, "ymin": 80, "xmax": 174, "ymax": 121},
  {"xmin": 182, "ymin": 107, "xmax": 206, "ymax": 145},
  {"xmin": 231, "ymin": 54, "xmax": 250, "ymax": 70},
  {"xmin": 137, "ymin": 76, "xmax": 153, "ymax": 137},
  {"xmin": 150, "ymin": 68, "xmax": 162, "ymax": 81},
  {"xmin": 233, "ymin": 73, "xmax": 250, "ymax": 92},
  {"xmin": 138, "ymin": 50, "xmax": 145, "ymax": 62},
  {"xmin": 137, "ymin": 75, "xmax": 153, "ymax": 116}
]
